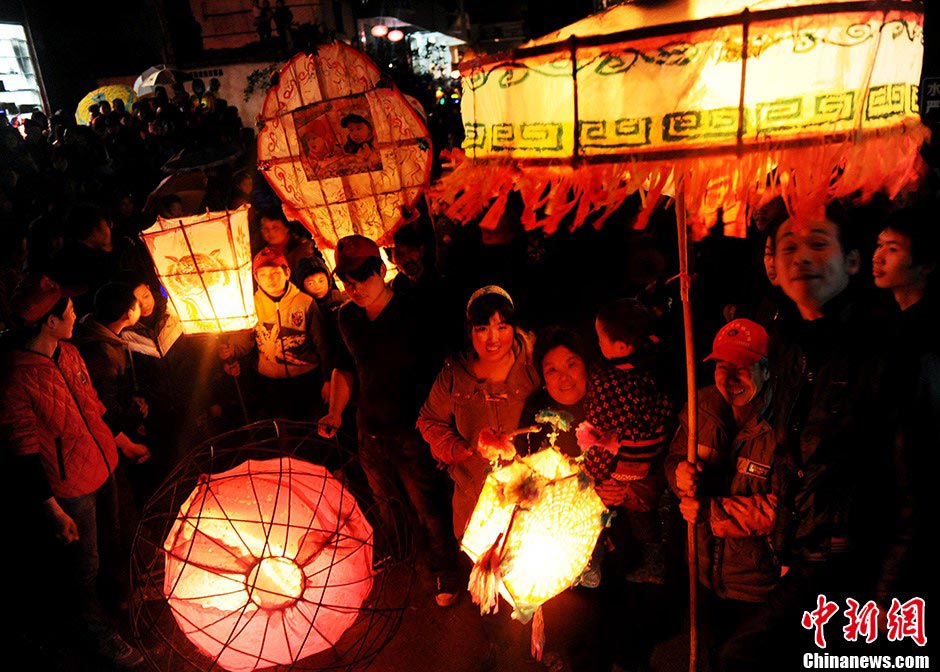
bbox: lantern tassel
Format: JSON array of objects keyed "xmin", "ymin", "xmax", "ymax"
[
  {"xmin": 531, "ymin": 605, "xmax": 545, "ymax": 661},
  {"xmin": 469, "ymin": 533, "xmax": 504, "ymax": 615}
]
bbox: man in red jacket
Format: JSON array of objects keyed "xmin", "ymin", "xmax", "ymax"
[{"xmin": 0, "ymin": 274, "xmax": 143, "ymax": 669}]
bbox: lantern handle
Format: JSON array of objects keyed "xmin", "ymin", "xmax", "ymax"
[{"xmin": 219, "ymin": 334, "xmax": 251, "ymax": 424}]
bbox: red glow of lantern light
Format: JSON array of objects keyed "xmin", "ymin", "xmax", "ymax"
[{"xmin": 162, "ymin": 457, "xmax": 373, "ymax": 672}]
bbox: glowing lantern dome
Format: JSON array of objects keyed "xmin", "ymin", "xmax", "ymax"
[
  {"xmin": 162, "ymin": 457, "xmax": 374, "ymax": 672},
  {"xmin": 462, "ymin": 448, "xmax": 605, "ymax": 618},
  {"xmin": 141, "ymin": 206, "xmax": 257, "ymax": 334}
]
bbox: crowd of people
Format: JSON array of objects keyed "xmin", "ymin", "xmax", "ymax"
[{"xmin": 0, "ymin": 77, "xmax": 935, "ymax": 672}]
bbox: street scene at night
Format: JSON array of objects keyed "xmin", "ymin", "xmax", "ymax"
[{"xmin": 0, "ymin": 1, "xmax": 934, "ymax": 671}]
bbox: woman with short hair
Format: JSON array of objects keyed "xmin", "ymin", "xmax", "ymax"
[{"xmin": 418, "ymin": 285, "xmax": 540, "ymax": 539}]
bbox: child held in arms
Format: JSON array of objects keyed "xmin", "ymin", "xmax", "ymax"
[{"xmin": 578, "ymin": 298, "xmax": 674, "ymax": 584}]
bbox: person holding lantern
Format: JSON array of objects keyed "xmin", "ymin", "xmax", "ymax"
[
  {"xmin": 418, "ymin": 285, "xmax": 541, "ymax": 548},
  {"xmin": 0, "ymin": 274, "xmax": 144, "ymax": 668},
  {"xmin": 515, "ymin": 325, "xmax": 590, "ymax": 459},
  {"xmin": 317, "ymin": 234, "xmax": 458, "ymax": 607},
  {"xmin": 219, "ymin": 247, "xmax": 331, "ymax": 420},
  {"xmin": 666, "ymin": 318, "xmax": 777, "ymax": 671}
]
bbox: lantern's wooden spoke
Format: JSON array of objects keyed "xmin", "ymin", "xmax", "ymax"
[
  {"xmin": 198, "ymin": 477, "xmax": 265, "ymax": 561},
  {"xmin": 244, "ymin": 457, "xmax": 284, "ymax": 560},
  {"xmin": 149, "ymin": 447, "xmax": 385, "ymax": 669}
]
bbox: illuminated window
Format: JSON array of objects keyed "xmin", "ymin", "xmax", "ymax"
[{"xmin": 0, "ymin": 23, "xmax": 43, "ymax": 115}]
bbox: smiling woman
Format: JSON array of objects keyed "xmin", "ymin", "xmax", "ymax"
[
  {"xmin": 417, "ymin": 285, "xmax": 541, "ymax": 538},
  {"xmin": 515, "ymin": 326, "xmax": 591, "ymax": 459}
]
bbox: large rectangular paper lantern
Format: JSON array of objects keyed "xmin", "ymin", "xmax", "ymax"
[
  {"xmin": 142, "ymin": 206, "xmax": 257, "ymax": 334},
  {"xmin": 438, "ymin": 0, "xmax": 928, "ymax": 238}
]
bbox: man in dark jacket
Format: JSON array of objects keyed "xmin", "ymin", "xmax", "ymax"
[
  {"xmin": 317, "ymin": 235, "xmax": 458, "ymax": 607},
  {"xmin": 736, "ymin": 204, "xmax": 916, "ymax": 669},
  {"xmin": 72, "ymin": 282, "xmax": 151, "ymax": 464}
]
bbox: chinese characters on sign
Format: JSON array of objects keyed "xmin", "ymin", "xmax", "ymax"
[{"xmin": 802, "ymin": 596, "xmax": 927, "ymax": 649}]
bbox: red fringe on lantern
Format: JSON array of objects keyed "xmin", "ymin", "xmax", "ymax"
[{"xmin": 429, "ymin": 121, "xmax": 929, "ymax": 239}]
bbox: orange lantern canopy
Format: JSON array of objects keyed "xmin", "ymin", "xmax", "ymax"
[
  {"xmin": 256, "ymin": 44, "xmax": 433, "ymax": 249},
  {"xmin": 435, "ymin": 0, "xmax": 928, "ymax": 238},
  {"xmin": 162, "ymin": 457, "xmax": 374, "ymax": 672},
  {"xmin": 141, "ymin": 206, "xmax": 257, "ymax": 334}
]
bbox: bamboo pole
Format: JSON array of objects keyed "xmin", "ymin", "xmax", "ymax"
[{"xmin": 676, "ymin": 178, "xmax": 699, "ymax": 672}]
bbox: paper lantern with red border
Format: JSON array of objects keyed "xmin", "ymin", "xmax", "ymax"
[
  {"xmin": 434, "ymin": 0, "xmax": 927, "ymax": 238},
  {"xmin": 257, "ymin": 45, "xmax": 432, "ymax": 249}
]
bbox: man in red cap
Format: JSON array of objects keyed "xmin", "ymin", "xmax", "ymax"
[
  {"xmin": 0, "ymin": 274, "xmax": 144, "ymax": 668},
  {"xmin": 666, "ymin": 318, "xmax": 777, "ymax": 671},
  {"xmin": 218, "ymin": 246, "xmax": 331, "ymax": 420},
  {"xmin": 318, "ymin": 235, "xmax": 459, "ymax": 607}
]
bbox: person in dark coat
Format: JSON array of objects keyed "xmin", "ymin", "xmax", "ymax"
[
  {"xmin": 730, "ymin": 203, "xmax": 919, "ymax": 670},
  {"xmin": 320, "ymin": 235, "xmax": 458, "ymax": 607}
]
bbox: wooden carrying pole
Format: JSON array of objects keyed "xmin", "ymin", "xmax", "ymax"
[{"xmin": 676, "ymin": 179, "xmax": 699, "ymax": 672}]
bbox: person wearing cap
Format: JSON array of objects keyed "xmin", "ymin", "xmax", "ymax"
[
  {"xmin": 0, "ymin": 274, "xmax": 144, "ymax": 668},
  {"xmin": 318, "ymin": 234, "xmax": 457, "ymax": 607},
  {"xmin": 218, "ymin": 246, "xmax": 331, "ymax": 420},
  {"xmin": 666, "ymin": 318, "xmax": 777, "ymax": 671}
]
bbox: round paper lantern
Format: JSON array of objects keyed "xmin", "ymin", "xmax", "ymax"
[
  {"xmin": 257, "ymin": 44, "xmax": 432, "ymax": 249},
  {"xmin": 162, "ymin": 456, "xmax": 373, "ymax": 672},
  {"xmin": 131, "ymin": 421, "xmax": 413, "ymax": 672}
]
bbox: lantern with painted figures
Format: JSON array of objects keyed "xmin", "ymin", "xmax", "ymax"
[
  {"xmin": 256, "ymin": 44, "xmax": 432, "ymax": 249},
  {"xmin": 437, "ymin": 0, "xmax": 927, "ymax": 238},
  {"xmin": 462, "ymin": 447, "xmax": 606, "ymax": 627},
  {"xmin": 141, "ymin": 205, "xmax": 257, "ymax": 334},
  {"xmin": 162, "ymin": 456, "xmax": 374, "ymax": 672},
  {"xmin": 75, "ymin": 84, "xmax": 137, "ymax": 125}
]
